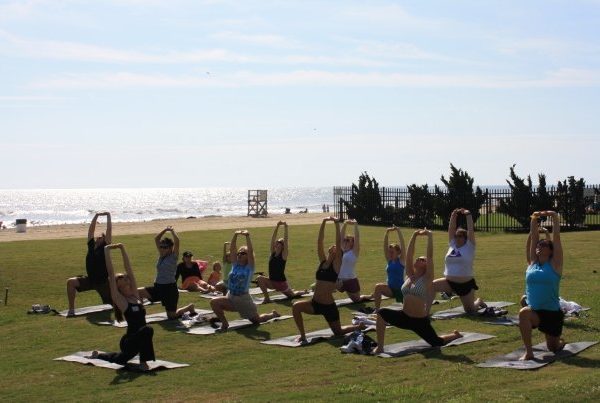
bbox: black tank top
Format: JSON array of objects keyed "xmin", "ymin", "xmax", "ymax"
[
  {"xmin": 315, "ymin": 260, "xmax": 337, "ymax": 283},
  {"xmin": 124, "ymin": 302, "xmax": 147, "ymax": 335},
  {"xmin": 269, "ymin": 253, "xmax": 287, "ymax": 282}
]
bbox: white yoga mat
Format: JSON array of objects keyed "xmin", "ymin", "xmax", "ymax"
[
  {"xmin": 260, "ymin": 325, "xmax": 376, "ymax": 348},
  {"xmin": 96, "ymin": 309, "xmax": 214, "ymax": 327},
  {"xmin": 375, "ymin": 332, "xmax": 495, "ymax": 358},
  {"xmin": 55, "ymin": 351, "xmax": 189, "ymax": 371},
  {"xmin": 181, "ymin": 315, "xmax": 292, "ymax": 335},
  {"xmin": 431, "ymin": 301, "xmax": 515, "ymax": 320}
]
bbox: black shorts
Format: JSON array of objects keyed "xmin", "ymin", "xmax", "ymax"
[
  {"xmin": 533, "ymin": 309, "xmax": 564, "ymax": 337},
  {"xmin": 145, "ymin": 283, "xmax": 179, "ymax": 312},
  {"xmin": 378, "ymin": 309, "xmax": 444, "ymax": 347},
  {"xmin": 447, "ymin": 278, "xmax": 479, "ymax": 297},
  {"xmin": 311, "ymin": 299, "xmax": 340, "ymax": 323},
  {"xmin": 75, "ymin": 276, "xmax": 112, "ymax": 304}
]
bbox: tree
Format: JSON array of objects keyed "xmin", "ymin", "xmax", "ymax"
[
  {"xmin": 556, "ymin": 176, "xmax": 586, "ymax": 227},
  {"xmin": 400, "ymin": 184, "xmax": 435, "ymax": 228},
  {"xmin": 434, "ymin": 164, "xmax": 487, "ymax": 228},
  {"xmin": 342, "ymin": 172, "xmax": 382, "ymax": 224},
  {"xmin": 497, "ymin": 165, "xmax": 554, "ymax": 229}
]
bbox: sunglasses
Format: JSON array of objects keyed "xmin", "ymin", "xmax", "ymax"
[
  {"xmin": 416, "ymin": 257, "xmax": 427, "ymax": 262},
  {"xmin": 237, "ymin": 251, "xmax": 247, "ymax": 256},
  {"xmin": 159, "ymin": 245, "xmax": 170, "ymax": 249}
]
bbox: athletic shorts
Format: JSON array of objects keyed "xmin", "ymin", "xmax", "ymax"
[
  {"xmin": 336, "ymin": 278, "xmax": 360, "ymax": 294},
  {"xmin": 390, "ymin": 287, "xmax": 404, "ymax": 303},
  {"xmin": 145, "ymin": 283, "xmax": 179, "ymax": 312},
  {"xmin": 533, "ymin": 309, "xmax": 564, "ymax": 337},
  {"xmin": 75, "ymin": 276, "xmax": 112, "ymax": 304},
  {"xmin": 311, "ymin": 299, "xmax": 340, "ymax": 323},
  {"xmin": 447, "ymin": 278, "xmax": 479, "ymax": 297},
  {"xmin": 271, "ymin": 280, "xmax": 290, "ymax": 292},
  {"xmin": 228, "ymin": 292, "xmax": 258, "ymax": 320},
  {"xmin": 378, "ymin": 309, "xmax": 444, "ymax": 347}
]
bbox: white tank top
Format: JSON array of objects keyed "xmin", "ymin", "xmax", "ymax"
[
  {"xmin": 443, "ymin": 239, "xmax": 475, "ymax": 277},
  {"xmin": 339, "ymin": 249, "xmax": 357, "ymax": 280}
]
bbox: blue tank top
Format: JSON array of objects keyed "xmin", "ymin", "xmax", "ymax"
[
  {"xmin": 386, "ymin": 259, "xmax": 405, "ymax": 289},
  {"xmin": 525, "ymin": 261, "xmax": 560, "ymax": 311}
]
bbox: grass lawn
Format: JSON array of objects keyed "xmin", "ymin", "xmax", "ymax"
[{"xmin": 0, "ymin": 224, "xmax": 598, "ymax": 402}]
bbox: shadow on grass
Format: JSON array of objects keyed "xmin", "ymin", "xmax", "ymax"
[
  {"xmin": 110, "ymin": 367, "xmax": 157, "ymax": 385},
  {"xmin": 563, "ymin": 355, "xmax": 600, "ymax": 369},
  {"xmin": 85, "ymin": 310, "xmax": 114, "ymax": 325},
  {"xmin": 237, "ymin": 325, "xmax": 271, "ymax": 341},
  {"xmin": 420, "ymin": 350, "xmax": 476, "ymax": 364}
]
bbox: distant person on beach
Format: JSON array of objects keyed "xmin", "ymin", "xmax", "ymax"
[
  {"xmin": 88, "ymin": 243, "xmax": 155, "ymax": 371},
  {"xmin": 432, "ymin": 208, "xmax": 486, "ymax": 312},
  {"xmin": 65, "ymin": 212, "xmax": 113, "ymax": 317},
  {"xmin": 292, "ymin": 217, "xmax": 365, "ymax": 343},
  {"xmin": 209, "ymin": 230, "xmax": 280, "ymax": 331},
  {"xmin": 337, "ymin": 219, "xmax": 369, "ymax": 303},
  {"xmin": 256, "ymin": 221, "xmax": 308, "ymax": 303},
  {"xmin": 176, "ymin": 251, "xmax": 216, "ymax": 293},
  {"xmin": 518, "ymin": 211, "xmax": 565, "ymax": 360},
  {"xmin": 373, "ymin": 230, "xmax": 462, "ymax": 354},
  {"xmin": 138, "ymin": 227, "xmax": 196, "ymax": 319},
  {"xmin": 368, "ymin": 226, "xmax": 406, "ymax": 310}
]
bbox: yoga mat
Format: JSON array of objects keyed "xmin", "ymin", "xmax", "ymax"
[
  {"xmin": 431, "ymin": 301, "xmax": 515, "ymax": 320},
  {"xmin": 477, "ymin": 341, "xmax": 598, "ymax": 370},
  {"xmin": 261, "ymin": 325, "xmax": 376, "ymax": 347},
  {"xmin": 59, "ymin": 301, "xmax": 152, "ymax": 317},
  {"xmin": 252, "ymin": 291, "xmax": 314, "ymax": 304},
  {"xmin": 375, "ymin": 332, "xmax": 495, "ymax": 358},
  {"xmin": 96, "ymin": 309, "xmax": 214, "ymax": 327},
  {"xmin": 182, "ymin": 315, "xmax": 292, "ymax": 335},
  {"xmin": 197, "ymin": 287, "xmax": 264, "ymax": 299},
  {"xmin": 55, "ymin": 351, "xmax": 188, "ymax": 371},
  {"xmin": 483, "ymin": 307, "xmax": 591, "ymax": 327}
]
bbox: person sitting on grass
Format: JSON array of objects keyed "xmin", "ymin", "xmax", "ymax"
[
  {"xmin": 89, "ymin": 243, "xmax": 155, "ymax": 371},
  {"xmin": 432, "ymin": 208, "xmax": 486, "ymax": 313},
  {"xmin": 138, "ymin": 226, "xmax": 196, "ymax": 319},
  {"xmin": 374, "ymin": 229, "xmax": 462, "ymax": 354},
  {"xmin": 292, "ymin": 217, "xmax": 365, "ymax": 344},
  {"xmin": 209, "ymin": 230, "xmax": 280, "ymax": 331},
  {"xmin": 256, "ymin": 221, "xmax": 308, "ymax": 303},
  {"xmin": 176, "ymin": 251, "xmax": 216, "ymax": 293},
  {"xmin": 368, "ymin": 226, "xmax": 406, "ymax": 311},
  {"xmin": 207, "ymin": 261, "xmax": 222, "ymax": 287},
  {"xmin": 66, "ymin": 211, "xmax": 113, "ymax": 317},
  {"xmin": 518, "ymin": 211, "xmax": 565, "ymax": 361}
]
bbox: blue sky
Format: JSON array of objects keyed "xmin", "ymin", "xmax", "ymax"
[{"xmin": 1, "ymin": 0, "xmax": 599, "ymax": 188}]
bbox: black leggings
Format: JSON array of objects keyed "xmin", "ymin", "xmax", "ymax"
[
  {"xmin": 98, "ymin": 325, "xmax": 155, "ymax": 364},
  {"xmin": 378, "ymin": 309, "xmax": 444, "ymax": 347}
]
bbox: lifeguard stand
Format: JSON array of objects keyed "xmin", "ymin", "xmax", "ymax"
[{"xmin": 248, "ymin": 190, "xmax": 268, "ymax": 217}]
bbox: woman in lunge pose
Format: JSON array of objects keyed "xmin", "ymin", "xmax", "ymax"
[
  {"xmin": 292, "ymin": 217, "xmax": 364, "ymax": 343},
  {"xmin": 518, "ymin": 211, "xmax": 565, "ymax": 360},
  {"xmin": 90, "ymin": 244, "xmax": 155, "ymax": 371},
  {"xmin": 369, "ymin": 226, "xmax": 406, "ymax": 310},
  {"xmin": 374, "ymin": 230, "xmax": 462, "ymax": 353}
]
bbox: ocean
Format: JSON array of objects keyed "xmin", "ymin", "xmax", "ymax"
[{"xmin": 0, "ymin": 187, "xmax": 333, "ymax": 227}]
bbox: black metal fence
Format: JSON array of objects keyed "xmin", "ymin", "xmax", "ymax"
[{"xmin": 333, "ymin": 185, "xmax": 600, "ymax": 232}]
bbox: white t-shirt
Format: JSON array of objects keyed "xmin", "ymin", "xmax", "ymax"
[
  {"xmin": 339, "ymin": 249, "xmax": 357, "ymax": 280},
  {"xmin": 443, "ymin": 239, "xmax": 475, "ymax": 277}
]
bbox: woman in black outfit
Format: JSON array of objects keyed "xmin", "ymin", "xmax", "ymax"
[{"xmin": 89, "ymin": 243, "xmax": 155, "ymax": 371}]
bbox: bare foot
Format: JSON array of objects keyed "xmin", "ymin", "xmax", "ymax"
[
  {"xmin": 519, "ymin": 352, "xmax": 534, "ymax": 361},
  {"xmin": 295, "ymin": 335, "xmax": 308, "ymax": 344},
  {"xmin": 261, "ymin": 298, "xmax": 271, "ymax": 305},
  {"xmin": 453, "ymin": 330, "xmax": 463, "ymax": 339},
  {"xmin": 216, "ymin": 324, "xmax": 229, "ymax": 333},
  {"xmin": 373, "ymin": 347, "xmax": 384, "ymax": 354},
  {"xmin": 139, "ymin": 361, "xmax": 150, "ymax": 372},
  {"xmin": 86, "ymin": 350, "xmax": 99, "ymax": 359},
  {"xmin": 272, "ymin": 310, "xmax": 281, "ymax": 318}
]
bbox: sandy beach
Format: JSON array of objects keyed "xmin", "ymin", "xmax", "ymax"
[{"xmin": 0, "ymin": 213, "xmax": 331, "ymax": 243}]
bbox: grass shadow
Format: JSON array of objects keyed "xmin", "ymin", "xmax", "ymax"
[
  {"xmin": 420, "ymin": 350, "xmax": 476, "ymax": 364},
  {"xmin": 562, "ymin": 355, "xmax": 600, "ymax": 369},
  {"xmin": 110, "ymin": 367, "xmax": 157, "ymax": 385},
  {"xmin": 85, "ymin": 310, "xmax": 115, "ymax": 325}
]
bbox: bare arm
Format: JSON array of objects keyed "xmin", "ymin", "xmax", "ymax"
[
  {"xmin": 333, "ymin": 219, "xmax": 342, "ymax": 271},
  {"xmin": 170, "ymin": 227, "xmax": 180, "ymax": 256},
  {"xmin": 243, "ymin": 231, "xmax": 255, "ymax": 267},
  {"xmin": 463, "ymin": 209, "xmax": 475, "ymax": 246},
  {"xmin": 155, "ymin": 227, "xmax": 169, "ymax": 251},
  {"xmin": 230, "ymin": 232, "xmax": 240, "ymax": 265},
  {"xmin": 88, "ymin": 213, "xmax": 99, "ymax": 241},
  {"xmin": 405, "ymin": 231, "xmax": 418, "ymax": 277},
  {"xmin": 526, "ymin": 227, "xmax": 549, "ymax": 263},
  {"xmin": 548, "ymin": 211, "xmax": 563, "ymax": 274},
  {"xmin": 270, "ymin": 223, "xmax": 280, "ymax": 254},
  {"xmin": 104, "ymin": 245, "xmax": 128, "ymax": 313},
  {"xmin": 528, "ymin": 212, "xmax": 540, "ymax": 265},
  {"xmin": 223, "ymin": 242, "xmax": 230, "ymax": 262},
  {"xmin": 397, "ymin": 227, "xmax": 406, "ymax": 266},
  {"xmin": 424, "ymin": 230, "xmax": 434, "ymax": 282},
  {"xmin": 104, "ymin": 212, "xmax": 112, "ymax": 244},
  {"xmin": 317, "ymin": 219, "xmax": 327, "ymax": 262},
  {"xmin": 282, "ymin": 222, "xmax": 289, "ymax": 261},
  {"xmin": 383, "ymin": 228, "xmax": 391, "ymax": 261},
  {"xmin": 352, "ymin": 220, "xmax": 360, "ymax": 257},
  {"xmin": 448, "ymin": 209, "xmax": 458, "ymax": 243},
  {"xmin": 119, "ymin": 244, "xmax": 139, "ymax": 294}
]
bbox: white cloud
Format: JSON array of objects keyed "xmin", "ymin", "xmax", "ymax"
[
  {"xmin": 29, "ymin": 68, "xmax": 600, "ymax": 90},
  {"xmin": 342, "ymin": 4, "xmax": 443, "ymax": 30},
  {"xmin": 498, "ymin": 37, "xmax": 600, "ymax": 58},
  {"xmin": 210, "ymin": 31, "xmax": 301, "ymax": 49}
]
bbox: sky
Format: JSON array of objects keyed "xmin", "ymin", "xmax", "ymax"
[{"xmin": 1, "ymin": 0, "xmax": 599, "ymax": 189}]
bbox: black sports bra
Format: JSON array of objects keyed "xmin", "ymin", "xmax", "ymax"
[{"xmin": 315, "ymin": 260, "xmax": 338, "ymax": 283}]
